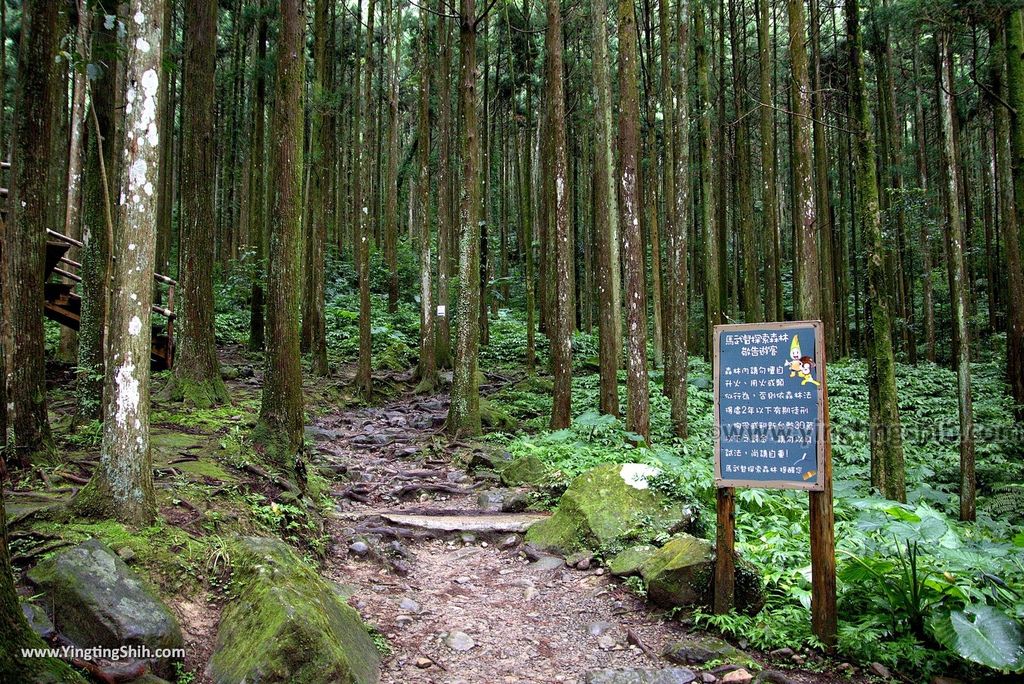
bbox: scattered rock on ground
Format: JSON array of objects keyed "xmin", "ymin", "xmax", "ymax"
[
  {"xmin": 582, "ymin": 667, "xmax": 698, "ymax": 684},
  {"xmin": 662, "ymin": 636, "xmax": 755, "ymax": 668},
  {"xmin": 608, "ymin": 545, "xmax": 658, "ymax": 577},
  {"xmin": 445, "ymin": 630, "xmax": 476, "ymax": 651},
  {"xmin": 500, "ymin": 454, "xmax": 549, "ymax": 486},
  {"xmin": 869, "ymin": 663, "xmax": 892, "ymax": 679},
  {"xmin": 720, "ymin": 669, "xmax": 752, "ymax": 684},
  {"xmin": 28, "ymin": 539, "xmax": 184, "ymax": 678}
]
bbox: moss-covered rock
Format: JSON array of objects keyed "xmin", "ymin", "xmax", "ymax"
[
  {"xmin": 480, "ymin": 398, "xmax": 517, "ymax": 430},
  {"xmin": 27, "ymin": 539, "xmax": 184, "ymax": 678},
  {"xmin": 206, "ymin": 537, "xmax": 380, "ymax": 684},
  {"xmin": 525, "ymin": 463, "xmax": 686, "ymax": 555},
  {"xmin": 500, "ymin": 454, "xmax": 549, "ymax": 486},
  {"xmin": 607, "ymin": 545, "xmax": 659, "ymax": 577},
  {"xmin": 639, "ymin": 535, "xmax": 764, "ymax": 615}
]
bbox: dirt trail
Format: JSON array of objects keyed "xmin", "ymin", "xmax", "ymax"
[{"xmin": 312, "ymin": 384, "xmax": 848, "ymax": 684}]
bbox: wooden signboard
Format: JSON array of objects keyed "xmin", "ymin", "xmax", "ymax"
[{"xmin": 712, "ymin": 321, "xmax": 836, "ymax": 646}]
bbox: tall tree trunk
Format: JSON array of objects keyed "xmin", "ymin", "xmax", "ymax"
[
  {"xmin": 171, "ymin": 0, "xmax": 228, "ymax": 407},
  {"xmin": 249, "ymin": 3, "xmax": 268, "ymax": 352},
  {"xmin": 809, "ymin": 0, "xmax": 835, "ymax": 347},
  {"xmin": 668, "ymin": 0, "xmax": 691, "ymax": 438},
  {"xmin": 1004, "ymin": 10, "xmax": 1024, "ymax": 417},
  {"xmin": 155, "ymin": 0, "xmax": 176, "ymax": 280},
  {"xmin": 255, "ymin": 0, "xmax": 306, "ymax": 469},
  {"xmin": 59, "ymin": 3, "xmax": 93, "ymax": 364},
  {"xmin": 757, "ymin": 0, "xmax": 780, "ymax": 321},
  {"xmin": 5, "ymin": 0, "xmax": 59, "ymax": 465},
  {"xmin": 447, "ymin": 0, "xmax": 482, "ymax": 435},
  {"xmin": 547, "ymin": 0, "xmax": 572, "ymax": 429},
  {"xmin": 936, "ymin": 28, "xmax": 975, "ymax": 522},
  {"xmin": 76, "ymin": 1, "xmax": 118, "ymax": 419},
  {"xmin": 356, "ymin": 0, "xmax": 377, "ymax": 398},
  {"xmin": 618, "ymin": 0, "xmax": 650, "ymax": 441},
  {"xmin": 385, "ymin": 0, "xmax": 401, "ymax": 314},
  {"xmin": 415, "ymin": 1, "xmax": 436, "ymax": 390},
  {"xmin": 729, "ymin": 0, "xmax": 760, "ymax": 323},
  {"xmin": 912, "ymin": 35, "xmax": 936, "ymax": 363},
  {"xmin": 795, "ymin": 0, "xmax": 835, "ymax": 647},
  {"xmin": 696, "ymin": 1, "xmax": 720, "ymax": 353},
  {"xmin": 591, "ymin": 0, "xmax": 620, "ymax": 416},
  {"xmin": 81, "ymin": 0, "xmax": 166, "ymax": 525},
  {"xmin": 847, "ymin": 0, "xmax": 905, "ymax": 501},
  {"xmin": 436, "ymin": 3, "xmax": 453, "ymax": 369},
  {"xmin": 306, "ymin": 0, "xmax": 331, "ymax": 376}
]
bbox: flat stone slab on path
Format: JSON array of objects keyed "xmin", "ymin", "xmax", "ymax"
[{"xmin": 380, "ymin": 512, "xmax": 548, "ymax": 533}]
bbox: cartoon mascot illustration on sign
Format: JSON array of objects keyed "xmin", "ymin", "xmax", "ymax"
[{"xmin": 785, "ymin": 335, "xmax": 820, "ymax": 387}]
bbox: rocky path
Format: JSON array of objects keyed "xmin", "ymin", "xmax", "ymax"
[{"xmin": 310, "ymin": 384, "xmax": 853, "ymax": 684}]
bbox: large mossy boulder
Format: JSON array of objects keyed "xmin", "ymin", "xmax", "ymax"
[
  {"xmin": 640, "ymin": 535, "xmax": 764, "ymax": 615},
  {"xmin": 206, "ymin": 537, "xmax": 380, "ymax": 684},
  {"xmin": 525, "ymin": 463, "xmax": 687, "ymax": 555},
  {"xmin": 27, "ymin": 539, "xmax": 183, "ymax": 678}
]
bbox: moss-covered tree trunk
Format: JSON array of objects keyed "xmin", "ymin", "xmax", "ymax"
[
  {"xmin": 847, "ymin": 0, "xmax": 905, "ymax": 502},
  {"xmin": 384, "ymin": 0, "xmax": 402, "ymax": 315},
  {"xmin": 547, "ymin": 0, "xmax": 572, "ymax": 430},
  {"xmin": 415, "ymin": 4, "xmax": 437, "ymax": 391},
  {"xmin": 591, "ymin": 0, "xmax": 620, "ymax": 417},
  {"xmin": 256, "ymin": 0, "xmax": 306, "ymax": 467},
  {"xmin": 248, "ymin": 3, "xmax": 268, "ymax": 352},
  {"xmin": 84, "ymin": 0, "xmax": 166, "ymax": 526},
  {"xmin": 617, "ymin": 0, "xmax": 650, "ymax": 442},
  {"xmin": 355, "ymin": 0, "xmax": 377, "ymax": 399},
  {"xmin": 911, "ymin": 36, "xmax": 936, "ymax": 363},
  {"xmin": 936, "ymin": 28, "xmax": 975, "ymax": 522},
  {"xmin": 446, "ymin": 0, "xmax": 482, "ymax": 436},
  {"xmin": 520, "ymin": 0, "xmax": 538, "ymax": 374},
  {"xmin": 170, "ymin": 0, "xmax": 228, "ymax": 408},
  {"xmin": 1003, "ymin": 10, "xmax": 1024, "ymax": 419},
  {"xmin": 4, "ymin": 0, "xmax": 59, "ymax": 465}
]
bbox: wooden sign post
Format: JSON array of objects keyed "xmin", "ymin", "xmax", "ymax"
[{"xmin": 712, "ymin": 321, "xmax": 837, "ymax": 646}]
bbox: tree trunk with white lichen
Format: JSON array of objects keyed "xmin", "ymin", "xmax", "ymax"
[{"xmin": 75, "ymin": 0, "xmax": 166, "ymax": 527}]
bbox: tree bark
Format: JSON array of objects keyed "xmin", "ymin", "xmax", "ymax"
[
  {"xmin": 696, "ymin": 1, "xmax": 720, "ymax": 353},
  {"xmin": 436, "ymin": 3, "xmax": 454, "ymax": 369},
  {"xmin": 255, "ymin": 0, "xmax": 306, "ymax": 469},
  {"xmin": 591, "ymin": 0, "xmax": 620, "ymax": 416},
  {"xmin": 617, "ymin": 0, "xmax": 650, "ymax": 441},
  {"xmin": 446, "ymin": 0, "xmax": 482, "ymax": 436},
  {"xmin": 1003, "ymin": 10, "xmax": 1024, "ymax": 418},
  {"xmin": 415, "ymin": 0, "xmax": 437, "ymax": 391},
  {"xmin": 169, "ymin": 0, "xmax": 228, "ymax": 407},
  {"xmin": 82, "ymin": 0, "xmax": 166, "ymax": 526},
  {"xmin": 847, "ymin": 0, "xmax": 905, "ymax": 502},
  {"xmin": 249, "ymin": 3, "xmax": 268, "ymax": 352},
  {"xmin": 756, "ymin": 0, "xmax": 780, "ymax": 321},
  {"xmin": 935, "ymin": 28, "xmax": 975, "ymax": 522},
  {"xmin": 5, "ymin": 0, "xmax": 60, "ymax": 465},
  {"xmin": 356, "ymin": 0, "xmax": 377, "ymax": 398},
  {"xmin": 547, "ymin": 0, "xmax": 572, "ymax": 430}
]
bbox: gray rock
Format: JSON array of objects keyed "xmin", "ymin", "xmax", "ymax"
[
  {"xmin": 701, "ymin": 675, "xmax": 716, "ymax": 684},
  {"xmin": 445, "ymin": 631, "xmax": 476, "ymax": 651},
  {"xmin": 467, "ymin": 447, "xmax": 513, "ymax": 473},
  {"xmin": 529, "ymin": 555, "xmax": 565, "ymax": 571},
  {"xmin": 587, "ymin": 621, "xmax": 615, "ymax": 637},
  {"xmin": 754, "ymin": 672, "xmax": 797, "ymax": 684},
  {"xmin": 499, "ymin": 534, "xmax": 521, "ymax": 550},
  {"xmin": 349, "ymin": 541, "xmax": 370, "ymax": 557},
  {"xmin": 399, "ymin": 597, "xmax": 421, "ymax": 613},
  {"xmin": 206, "ymin": 537, "xmax": 380, "ymax": 684},
  {"xmin": 582, "ymin": 667, "xmax": 697, "ymax": 684},
  {"xmin": 27, "ymin": 539, "xmax": 183, "ymax": 678},
  {"xmin": 501, "ymin": 490, "xmax": 532, "ymax": 513},
  {"xmin": 869, "ymin": 663, "xmax": 892, "ymax": 679},
  {"xmin": 662, "ymin": 637, "xmax": 754, "ymax": 668},
  {"xmin": 21, "ymin": 602, "xmax": 55, "ymax": 640},
  {"xmin": 477, "ymin": 490, "xmax": 507, "ymax": 511}
]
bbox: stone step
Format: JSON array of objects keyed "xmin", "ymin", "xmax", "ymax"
[{"xmin": 380, "ymin": 511, "xmax": 548, "ymax": 534}]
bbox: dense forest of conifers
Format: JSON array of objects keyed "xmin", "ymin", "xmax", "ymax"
[{"xmin": 1, "ymin": 0, "xmax": 1024, "ymax": 682}]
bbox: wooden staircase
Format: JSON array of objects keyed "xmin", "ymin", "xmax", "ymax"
[
  {"xmin": 43, "ymin": 232, "xmax": 177, "ymax": 370},
  {"xmin": 3, "ymin": 160, "xmax": 176, "ymax": 368}
]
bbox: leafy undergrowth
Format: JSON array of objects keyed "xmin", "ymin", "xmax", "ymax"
[{"xmin": 484, "ymin": 349, "xmax": 1024, "ymax": 679}]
